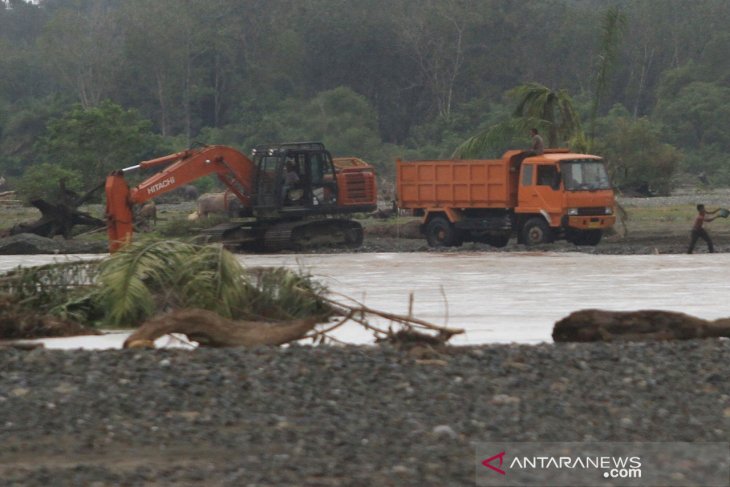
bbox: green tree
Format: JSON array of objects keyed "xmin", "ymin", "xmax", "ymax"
[
  {"xmin": 593, "ymin": 106, "xmax": 680, "ymax": 195},
  {"xmin": 395, "ymin": 0, "xmax": 470, "ymax": 119},
  {"xmin": 0, "ymin": 96, "xmax": 67, "ymax": 177},
  {"xmin": 36, "ymin": 100, "xmax": 160, "ymax": 187},
  {"xmin": 212, "ymin": 87, "xmax": 386, "ymax": 170},
  {"xmin": 3, "ymin": 0, "xmax": 730, "ymax": 165},
  {"xmin": 118, "ymin": 0, "xmax": 184, "ymax": 137},
  {"xmin": 14, "ymin": 162, "xmax": 83, "ymax": 204},
  {"xmin": 404, "ymin": 115, "xmax": 483, "ymax": 160},
  {"xmin": 292, "ymin": 87, "xmax": 382, "ymax": 160},
  {"xmin": 39, "ymin": 3, "xmax": 122, "ymax": 108},
  {"xmin": 654, "ymin": 81, "xmax": 730, "ymax": 152},
  {"xmin": 653, "ymin": 81, "xmax": 730, "ymax": 185}
]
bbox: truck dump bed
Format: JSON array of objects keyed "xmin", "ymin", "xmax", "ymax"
[{"xmin": 397, "ymin": 159, "xmax": 513, "ymax": 209}]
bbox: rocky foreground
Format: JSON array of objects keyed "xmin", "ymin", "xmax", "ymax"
[{"xmin": 0, "ymin": 341, "xmax": 728, "ymax": 486}]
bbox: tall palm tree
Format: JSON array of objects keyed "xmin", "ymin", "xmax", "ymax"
[
  {"xmin": 509, "ymin": 82, "xmax": 583, "ymax": 148},
  {"xmin": 590, "ymin": 7, "xmax": 627, "ymax": 147},
  {"xmin": 453, "ymin": 83, "xmax": 583, "ymax": 158}
]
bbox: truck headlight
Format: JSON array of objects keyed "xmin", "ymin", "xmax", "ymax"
[
  {"xmin": 605, "ymin": 207, "xmax": 613, "ymax": 215},
  {"xmin": 567, "ymin": 208, "xmax": 578, "ymax": 216}
]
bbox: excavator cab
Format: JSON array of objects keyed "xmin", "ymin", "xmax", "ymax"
[{"xmin": 251, "ymin": 142, "xmax": 338, "ymax": 217}]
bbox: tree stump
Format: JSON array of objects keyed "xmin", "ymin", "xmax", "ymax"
[{"xmin": 5, "ymin": 179, "xmax": 105, "ymax": 239}]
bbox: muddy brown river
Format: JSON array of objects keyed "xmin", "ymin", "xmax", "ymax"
[{"xmin": 1, "ymin": 252, "xmax": 727, "ymax": 347}]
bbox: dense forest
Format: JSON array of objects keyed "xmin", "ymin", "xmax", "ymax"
[{"xmin": 0, "ymin": 0, "xmax": 729, "ymax": 198}]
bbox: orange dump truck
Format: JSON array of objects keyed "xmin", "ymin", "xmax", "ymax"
[{"xmin": 396, "ymin": 149, "xmax": 616, "ymax": 247}]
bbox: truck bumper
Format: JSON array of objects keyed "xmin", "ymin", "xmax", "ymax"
[{"xmin": 561, "ymin": 215, "xmax": 616, "ymax": 230}]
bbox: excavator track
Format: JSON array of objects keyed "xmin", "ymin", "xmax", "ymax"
[
  {"xmin": 199, "ymin": 222, "xmax": 259, "ymax": 247},
  {"xmin": 262, "ymin": 222, "xmax": 296, "ymax": 252},
  {"xmin": 198, "ymin": 219, "xmax": 364, "ymax": 252},
  {"xmin": 263, "ymin": 218, "xmax": 364, "ymax": 252}
]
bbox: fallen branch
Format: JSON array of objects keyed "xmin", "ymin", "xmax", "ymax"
[
  {"xmin": 306, "ymin": 310, "xmax": 354, "ymax": 339},
  {"xmin": 322, "ymin": 292, "xmax": 465, "ymax": 338}
]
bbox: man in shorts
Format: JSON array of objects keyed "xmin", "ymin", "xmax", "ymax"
[{"xmin": 688, "ymin": 204, "xmax": 720, "ymax": 254}]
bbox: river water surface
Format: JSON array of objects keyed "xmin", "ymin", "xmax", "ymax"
[{"xmin": 1, "ymin": 252, "xmax": 727, "ymax": 348}]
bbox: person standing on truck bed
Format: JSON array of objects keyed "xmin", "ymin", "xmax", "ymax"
[
  {"xmin": 688, "ymin": 203, "xmax": 719, "ymax": 254},
  {"xmin": 514, "ymin": 128, "xmax": 545, "ymax": 166},
  {"xmin": 530, "ymin": 128, "xmax": 544, "ymax": 155}
]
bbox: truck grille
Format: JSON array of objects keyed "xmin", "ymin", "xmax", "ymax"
[{"xmin": 576, "ymin": 207, "xmax": 608, "ymax": 216}]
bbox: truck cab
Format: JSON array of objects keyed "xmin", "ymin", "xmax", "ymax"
[{"xmin": 515, "ymin": 151, "xmax": 615, "ymax": 245}]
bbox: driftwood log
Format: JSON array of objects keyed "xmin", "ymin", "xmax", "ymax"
[
  {"xmin": 124, "ymin": 308, "xmax": 319, "ymax": 348},
  {"xmin": 553, "ymin": 309, "xmax": 730, "ymax": 342}
]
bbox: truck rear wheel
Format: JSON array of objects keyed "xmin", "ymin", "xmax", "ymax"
[
  {"xmin": 521, "ymin": 218, "xmax": 553, "ymax": 246},
  {"xmin": 425, "ymin": 216, "xmax": 460, "ymax": 247}
]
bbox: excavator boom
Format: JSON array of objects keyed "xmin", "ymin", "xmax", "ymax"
[{"xmin": 105, "ymin": 145, "xmax": 255, "ymax": 252}]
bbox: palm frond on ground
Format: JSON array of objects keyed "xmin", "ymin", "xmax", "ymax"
[{"xmin": 95, "ymin": 240, "xmax": 328, "ymax": 326}]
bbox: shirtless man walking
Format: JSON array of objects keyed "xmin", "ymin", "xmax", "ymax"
[{"xmin": 687, "ymin": 204, "xmax": 719, "ymax": 254}]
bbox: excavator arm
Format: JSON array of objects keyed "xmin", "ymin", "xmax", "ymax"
[{"xmin": 105, "ymin": 145, "xmax": 256, "ymax": 252}]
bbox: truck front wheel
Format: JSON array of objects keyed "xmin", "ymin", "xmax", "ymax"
[
  {"xmin": 521, "ymin": 218, "xmax": 553, "ymax": 246},
  {"xmin": 425, "ymin": 216, "xmax": 460, "ymax": 247}
]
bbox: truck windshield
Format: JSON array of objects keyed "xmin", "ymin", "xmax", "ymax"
[{"xmin": 560, "ymin": 159, "xmax": 611, "ymax": 191}]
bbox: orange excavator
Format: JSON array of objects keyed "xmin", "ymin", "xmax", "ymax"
[{"xmin": 105, "ymin": 142, "xmax": 377, "ymax": 252}]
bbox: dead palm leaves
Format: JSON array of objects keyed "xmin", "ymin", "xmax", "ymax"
[{"xmin": 95, "ymin": 240, "xmax": 332, "ymax": 327}]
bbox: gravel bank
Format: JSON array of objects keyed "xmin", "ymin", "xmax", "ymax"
[{"xmin": 1, "ymin": 341, "xmax": 728, "ymax": 485}]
